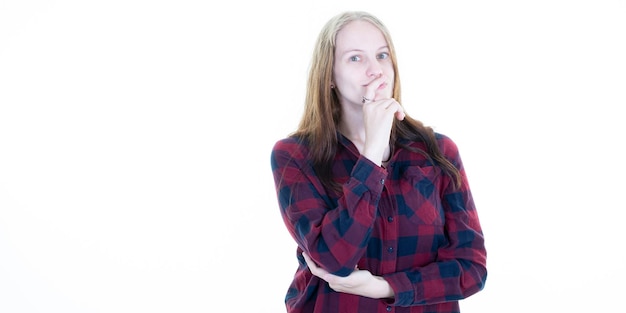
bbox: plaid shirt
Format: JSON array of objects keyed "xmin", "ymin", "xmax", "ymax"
[{"xmin": 270, "ymin": 132, "xmax": 487, "ymax": 313}]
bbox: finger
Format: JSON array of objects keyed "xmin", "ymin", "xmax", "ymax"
[
  {"xmin": 302, "ymin": 252, "xmax": 327, "ymax": 278},
  {"xmin": 386, "ymin": 101, "xmax": 405, "ymax": 121},
  {"xmin": 395, "ymin": 106, "xmax": 405, "ymax": 120},
  {"xmin": 362, "ymin": 74, "xmax": 387, "ymax": 103},
  {"xmin": 302, "ymin": 252, "xmax": 314, "ymax": 270}
]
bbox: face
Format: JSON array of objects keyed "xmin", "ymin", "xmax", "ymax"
[{"xmin": 333, "ymin": 20, "xmax": 394, "ymax": 106}]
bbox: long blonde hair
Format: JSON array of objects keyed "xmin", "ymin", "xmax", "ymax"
[{"xmin": 292, "ymin": 11, "xmax": 461, "ymax": 191}]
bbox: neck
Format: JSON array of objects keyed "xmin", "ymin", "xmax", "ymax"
[{"xmin": 338, "ymin": 117, "xmax": 366, "ymax": 152}]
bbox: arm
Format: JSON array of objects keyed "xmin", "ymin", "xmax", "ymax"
[
  {"xmin": 271, "ymin": 138, "xmax": 387, "ymax": 276},
  {"xmin": 383, "ymin": 135, "xmax": 488, "ymax": 306},
  {"xmin": 302, "ymin": 252, "xmax": 394, "ymax": 299}
]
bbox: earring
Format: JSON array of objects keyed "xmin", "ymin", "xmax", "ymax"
[{"xmin": 330, "ymin": 83, "xmax": 335, "ymax": 88}]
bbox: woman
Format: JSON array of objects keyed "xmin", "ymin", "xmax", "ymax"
[{"xmin": 270, "ymin": 11, "xmax": 487, "ymax": 313}]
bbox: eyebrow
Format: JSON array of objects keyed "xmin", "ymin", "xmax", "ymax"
[{"xmin": 339, "ymin": 45, "xmax": 389, "ymax": 57}]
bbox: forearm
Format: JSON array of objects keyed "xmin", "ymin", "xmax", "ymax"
[
  {"xmin": 304, "ymin": 252, "xmax": 395, "ymax": 300},
  {"xmin": 277, "ymin": 155, "xmax": 387, "ymax": 276},
  {"xmin": 383, "ymin": 258, "xmax": 487, "ymax": 306}
]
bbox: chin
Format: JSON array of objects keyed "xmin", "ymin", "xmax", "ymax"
[{"xmin": 376, "ymin": 93, "xmax": 393, "ymax": 100}]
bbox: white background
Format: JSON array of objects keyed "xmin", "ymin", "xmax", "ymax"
[{"xmin": 1, "ymin": 1, "xmax": 625, "ymax": 312}]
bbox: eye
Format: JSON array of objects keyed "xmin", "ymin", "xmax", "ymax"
[
  {"xmin": 377, "ymin": 52, "xmax": 389, "ymax": 60},
  {"xmin": 349, "ymin": 55, "xmax": 361, "ymax": 62}
]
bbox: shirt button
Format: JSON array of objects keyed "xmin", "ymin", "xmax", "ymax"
[
  {"xmin": 387, "ymin": 216, "xmax": 393, "ymax": 222},
  {"xmin": 380, "ymin": 178, "xmax": 385, "ymax": 185},
  {"xmin": 387, "ymin": 247, "xmax": 394, "ymax": 253},
  {"xmin": 386, "ymin": 306, "xmax": 392, "ymax": 311}
]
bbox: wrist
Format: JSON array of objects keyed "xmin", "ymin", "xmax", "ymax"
[{"xmin": 374, "ymin": 276, "xmax": 394, "ymax": 299}]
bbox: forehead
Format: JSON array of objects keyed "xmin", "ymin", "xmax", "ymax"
[{"xmin": 335, "ymin": 20, "xmax": 388, "ymax": 52}]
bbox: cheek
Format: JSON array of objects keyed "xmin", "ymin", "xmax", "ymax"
[
  {"xmin": 333, "ymin": 72, "xmax": 355, "ymax": 91},
  {"xmin": 385, "ymin": 69, "xmax": 395, "ymax": 91},
  {"xmin": 384, "ymin": 64, "xmax": 395, "ymax": 79}
]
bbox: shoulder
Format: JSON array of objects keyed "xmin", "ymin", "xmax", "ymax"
[
  {"xmin": 402, "ymin": 131, "xmax": 459, "ymax": 154},
  {"xmin": 271, "ymin": 135, "xmax": 310, "ymax": 164},
  {"xmin": 434, "ymin": 132, "xmax": 461, "ymax": 158},
  {"xmin": 434, "ymin": 132, "xmax": 458, "ymax": 149},
  {"xmin": 272, "ymin": 135, "xmax": 308, "ymax": 154}
]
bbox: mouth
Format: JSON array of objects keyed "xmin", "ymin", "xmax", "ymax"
[{"xmin": 362, "ymin": 81, "xmax": 387, "ymax": 88}]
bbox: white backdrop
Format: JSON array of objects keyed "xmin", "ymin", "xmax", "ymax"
[{"xmin": 1, "ymin": 1, "xmax": 625, "ymax": 312}]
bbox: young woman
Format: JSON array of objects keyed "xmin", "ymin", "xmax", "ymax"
[{"xmin": 270, "ymin": 11, "xmax": 487, "ymax": 313}]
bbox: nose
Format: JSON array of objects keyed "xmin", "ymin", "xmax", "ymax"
[{"xmin": 366, "ymin": 59, "xmax": 383, "ymax": 77}]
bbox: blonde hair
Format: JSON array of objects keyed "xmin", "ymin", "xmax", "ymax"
[{"xmin": 295, "ymin": 11, "xmax": 401, "ymax": 141}]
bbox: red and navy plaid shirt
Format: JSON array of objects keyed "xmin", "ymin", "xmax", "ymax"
[{"xmin": 271, "ymin": 132, "xmax": 487, "ymax": 313}]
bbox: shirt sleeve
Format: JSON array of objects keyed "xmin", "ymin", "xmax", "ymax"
[
  {"xmin": 383, "ymin": 135, "xmax": 488, "ymax": 306},
  {"xmin": 271, "ymin": 137, "xmax": 387, "ymax": 277}
]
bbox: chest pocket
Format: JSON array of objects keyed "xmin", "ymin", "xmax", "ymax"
[{"xmin": 397, "ymin": 165, "xmax": 444, "ymax": 225}]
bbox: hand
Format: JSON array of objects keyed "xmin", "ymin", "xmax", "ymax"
[
  {"xmin": 361, "ymin": 74, "xmax": 405, "ymax": 121},
  {"xmin": 361, "ymin": 75, "xmax": 405, "ymax": 165},
  {"xmin": 302, "ymin": 252, "xmax": 394, "ymax": 299}
]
